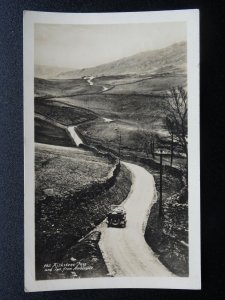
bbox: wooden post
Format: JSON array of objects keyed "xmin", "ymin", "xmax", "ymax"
[
  {"xmin": 170, "ymin": 132, "xmax": 174, "ymax": 167},
  {"xmin": 152, "ymin": 139, "xmax": 155, "ymax": 159},
  {"xmin": 159, "ymin": 150, "xmax": 163, "ymax": 220},
  {"xmin": 116, "ymin": 129, "xmax": 121, "ymax": 165}
]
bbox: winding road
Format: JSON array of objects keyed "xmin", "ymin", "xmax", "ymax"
[
  {"xmin": 67, "ymin": 107, "xmax": 173, "ymax": 277},
  {"xmin": 36, "ymin": 71, "xmax": 176, "ymax": 278},
  {"xmin": 36, "ymin": 117, "xmax": 173, "ymax": 277},
  {"xmin": 37, "ymin": 97, "xmax": 173, "ymax": 277},
  {"xmin": 98, "ymin": 162, "xmax": 173, "ymax": 277}
]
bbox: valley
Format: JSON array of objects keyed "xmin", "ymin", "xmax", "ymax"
[{"xmin": 34, "ymin": 41, "xmax": 188, "ymax": 279}]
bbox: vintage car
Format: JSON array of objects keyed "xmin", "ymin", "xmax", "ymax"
[{"xmin": 107, "ymin": 205, "xmax": 126, "ymax": 228}]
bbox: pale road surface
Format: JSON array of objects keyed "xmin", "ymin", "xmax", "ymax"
[
  {"xmin": 68, "ymin": 126, "xmax": 83, "ymax": 146},
  {"xmin": 102, "ymin": 86, "xmax": 110, "ymax": 92},
  {"xmin": 67, "ymin": 123, "xmax": 172, "ymax": 276},
  {"xmin": 98, "ymin": 162, "xmax": 173, "ymax": 277},
  {"xmin": 102, "ymin": 117, "xmax": 113, "ymax": 123},
  {"xmin": 84, "ymin": 75, "xmax": 95, "ymax": 86}
]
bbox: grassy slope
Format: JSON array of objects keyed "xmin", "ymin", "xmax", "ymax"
[
  {"xmin": 44, "ymin": 231, "xmax": 108, "ymax": 279},
  {"xmin": 94, "ymin": 74, "xmax": 142, "ymax": 86},
  {"xmin": 35, "ymin": 77, "xmax": 102, "ymax": 98},
  {"xmin": 79, "ymin": 119, "xmax": 142, "ymax": 148},
  {"xmin": 35, "ymin": 143, "xmax": 112, "ymax": 201},
  {"xmin": 35, "ymin": 99, "xmax": 98, "ymax": 126},
  {"xmin": 34, "ymin": 72, "xmax": 186, "ymax": 134},
  {"xmin": 145, "ymin": 199, "xmax": 188, "ymax": 276},
  {"xmin": 57, "ymin": 93, "xmax": 165, "ymax": 128},
  {"xmin": 35, "ymin": 117, "xmax": 73, "ymax": 146},
  {"xmin": 104, "ymin": 73, "xmax": 186, "ymax": 95},
  {"xmin": 79, "ymin": 119, "xmax": 186, "ymax": 169},
  {"xmin": 36, "ymin": 164, "xmax": 132, "ymax": 279}
]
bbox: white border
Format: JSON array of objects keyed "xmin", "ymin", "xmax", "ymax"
[{"xmin": 24, "ymin": 10, "xmax": 200, "ymax": 292}]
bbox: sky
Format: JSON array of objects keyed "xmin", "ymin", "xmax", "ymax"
[{"xmin": 34, "ymin": 22, "xmax": 186, "ymax": 69}]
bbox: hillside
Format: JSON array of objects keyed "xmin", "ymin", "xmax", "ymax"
[
  {"xmin": 34, "ymin": 77, "xmax": 102, "ymax": 98},
  {"xmin": 35, "ymin": 100, "xmax": 98, "ymax": 126},
  {"xmin": 35, "ymin": 143, "xmax": 132, "ymax": 279},
  {"xmin": 35, "ymin": 143, "xmax": 113, "ymax": 199},
  {"xmin": 56, "ymin": 42, "xmax": 186, "ymax": 79},
  {"xmin": 34, "ymin": 41, "xmax": 187, "ymax": 150},
  {"xmin": 35, "ymin": 64, "xmax": 76, "ymax": 79}
]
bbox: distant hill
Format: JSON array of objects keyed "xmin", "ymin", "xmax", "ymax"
[
  {"xmin": 34, "ymin": 65, "xmax": 76, "ymax": 79},
  {"xmin": 56, "ymin": 41, "xmax": 186, "ymax": 79}
]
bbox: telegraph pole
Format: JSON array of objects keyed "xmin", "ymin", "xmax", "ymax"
[
  {"xmin": 115, "ymin": 128, "xmax": 121, "ymax": 165},
  {"xmin": 159, "ymin": 149, "xmax": 163, "ymax": 220},
  {"xmin": 118, "ymin": 131, "xmax": 121, "ymax": 164},
  {"xmin": 170, "ymin": 132, "xmax": 174, "ymax": 167}
]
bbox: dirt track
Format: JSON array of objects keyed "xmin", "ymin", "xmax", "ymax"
[{"xmin": 98, "ymin": 161, "xmax": 173, "ymax": 277}]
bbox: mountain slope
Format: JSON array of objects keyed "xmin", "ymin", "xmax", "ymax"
[
  {"xmin": 35, "ymin": 65, "xmax": 76, "ymax": 79},
  {"xmin": 56, "ymin": 42, "xmax": 186, "ymax": 79}
]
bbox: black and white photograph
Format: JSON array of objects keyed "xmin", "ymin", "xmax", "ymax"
[{"xmin": 24, "ymin": 10, "xmax": 200, "ymax": 291}]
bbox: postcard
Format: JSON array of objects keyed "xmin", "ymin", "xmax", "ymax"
[{"xmin": 24, "ymin": 9, "xmax": 200, "ymax": 291}]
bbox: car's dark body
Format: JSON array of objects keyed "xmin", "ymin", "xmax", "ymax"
[{"xmin": 107, "ymin": 205, "xmax": 126, "ymax": 228}]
